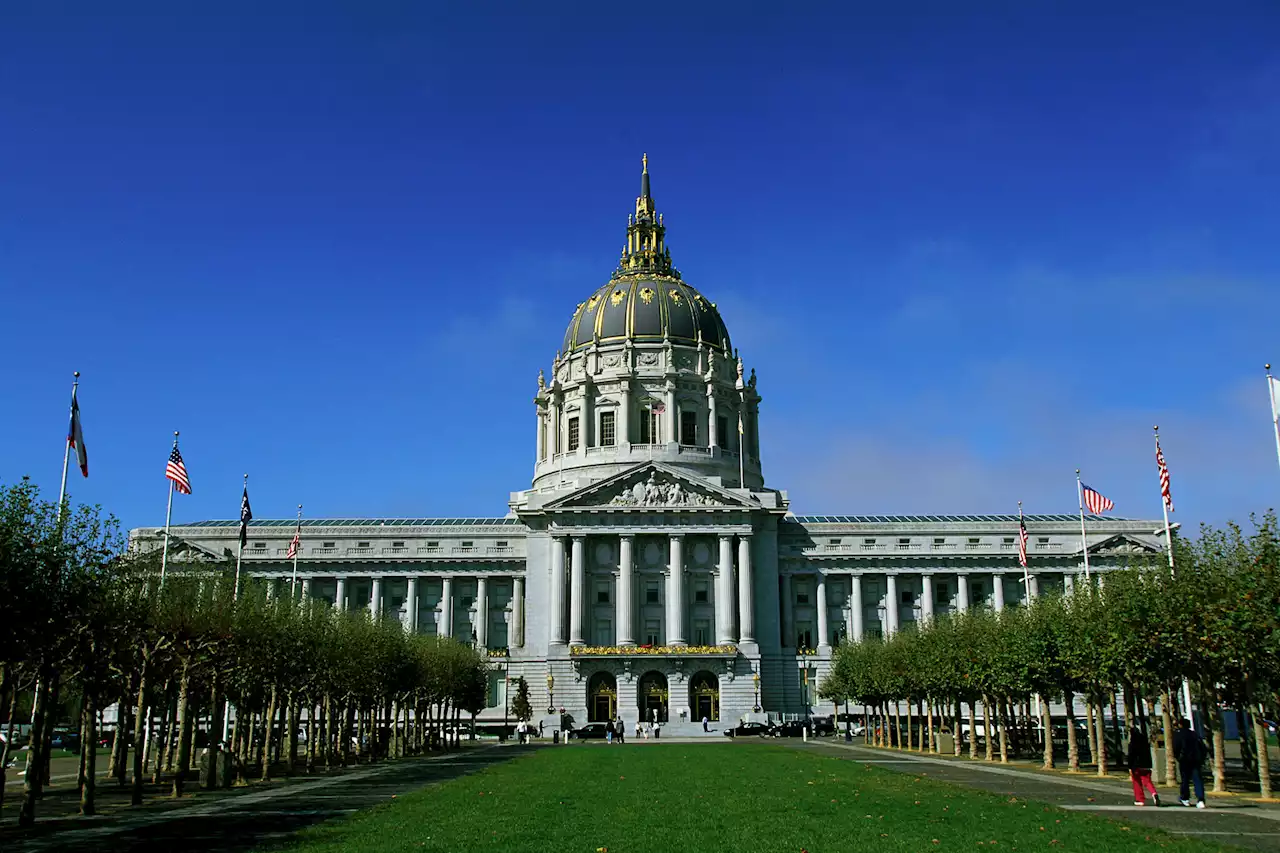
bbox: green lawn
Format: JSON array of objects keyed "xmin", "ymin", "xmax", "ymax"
[{"xmin": 264, "ymin": 743, "xmax": 1231, "ymax": 853}]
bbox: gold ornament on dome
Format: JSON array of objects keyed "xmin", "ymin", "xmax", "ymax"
[
  {"xmin": 669, "ymin": 289, "xmax": 682, "ymax": 305},
  {"xmin": 693, "ymin": 294, "xmax": 707, "ymax": 312},
  {"xmin": 639, "ymin": 287, "xmax": 655, "ymax": 304},
  {"xmin": 587, "ymin": 295, "xmax": 600, "ymax": 311}
]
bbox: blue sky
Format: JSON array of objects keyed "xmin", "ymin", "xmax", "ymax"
[{"xmin": 2, "ymin": 1, "xmax": 1278, "ymax": 532}]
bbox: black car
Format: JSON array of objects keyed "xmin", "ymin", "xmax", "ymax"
[
  {"xmin": 49, "ymin": 731, "xmax": 82, "ymax": 753},
  {"xmin": 723, "ymin": 722, "xmax": 772, "ymax": 738},
  {"xmin": 570, "ymin": 723, "xmax": 611, "ymax": 740},
  {"xmin": 771, "ymin": 720, "xmax": 810, "ymax": 738},
  {"xmin": 810, "ymin": 716, "xmax": 836, "ymax": 736}
]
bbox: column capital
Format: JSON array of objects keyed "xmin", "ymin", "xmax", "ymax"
[
  {"xmin": 667, "ymin": 531, "xmax": 685, "ymax": 540},
  {"xmin": 619, "ymin": 532, "xmax": 636, "ymax": 542}
]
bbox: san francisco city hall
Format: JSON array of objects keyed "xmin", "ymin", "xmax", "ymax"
[{"xmin": 135, "ymin": 159, "xmax": 1164, "ymax": 732}]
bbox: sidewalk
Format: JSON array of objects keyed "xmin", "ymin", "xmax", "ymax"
[{"xmin": 796, "ymin": 740, "xmax": 1280, "ymax": 852}]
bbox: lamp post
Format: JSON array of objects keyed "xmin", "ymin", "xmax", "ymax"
[
  {"xmin": 546, "ymin": 672, "xmax": 555, "ymax": 715},
  {"xmin": 752, "ymin": 670, "xmax": 761, "ymax": 713},
  {"xmin": 502, "ymin": 663, "xmax": 510, "ymax": 740}
]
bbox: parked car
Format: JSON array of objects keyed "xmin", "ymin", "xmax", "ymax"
[
  {"xmin": 49, "ymin": 731, "xmax": 81, "ymax": 753},
  {"xmin": 771, "ymin": 720, "xmax": 810, "ymax": 738},
  {"xmin": 723, "ymin": 722, "xmax": 773, "ymax": 738},
  {"xmin": 810, "ymin": 716, "xmax": 836, "ymax": 736},
  {"xmin": 569, "ymin": 723, "xmax": 611, "ymax": 740}
]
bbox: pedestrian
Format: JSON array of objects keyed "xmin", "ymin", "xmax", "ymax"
[
  {"xmin": 615, "ymin": 717, "xmax": 625, "ymax": 744},
  {"xmin": 1127, "ymin": 726, "xmax": 1160, "ymax": 806},
  {"xmin": 1171, "ymin": 718, "xmax": 1208, "ymax": 808},
  {"xmin": 654, "ymin": 721, "xmax": 661, "ymax": 739},
  {"xmin": 702, "ymin": 715, "xmax": 709, "ymax": 733},
  {"xmin": 635, "ymin": 720, "xmax": 643, "ymax": 740},
  {"xmin": 607, "ymin": 722, "xmax": 614, "ymax": 744}
]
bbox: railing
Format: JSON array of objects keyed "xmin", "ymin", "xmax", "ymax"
[
  {"xmin": 822, "ymin": 544, "xmax": 843, "ymax": 551},
  {"xmin": 381, "ymin": 546, "xmax": 408, "ymax": 554},
  {"xmin": 311, "ymin": 547, "xmax": 337, "ymax": 555},
  {"xmin": 999, "ymin": 543, "xmax": 1017, "ymax": 551},
  {"xmin": 346, "ymin": 547, "xmax": 373, "ymax": 555},
  {"xmin": 965, "ymin": 543, "xmax": 983, "ymax": 551},
  {"xmin": 931, "ymin": 543, "xmax": 957, "ymax": 550},
  {"xmin": 452, "ymin": 546, "xmax": 478, "ymax": 554},
  {"xmin": 417, "ymin": 546, "xmax": 441, "ymax": 554},
  {"xmin": 859, "ymin": 544, "xmax": 877, "ymax": 551},
  {"xmin": 486, "ymin": 546, "xmax": 514, "ymax": 554},
  {"xmin": 1034, "ymin": 542, "xmax": 1054, "ymax": 550},
  {"xmin": 895, "ymin": 543, "xmax": 922, "ymax": 551},
  {"xmin": 679, "ymin": 445, "xmax": 713, "ymax": 456}
]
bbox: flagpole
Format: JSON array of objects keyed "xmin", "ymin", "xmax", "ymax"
[
  {"xmin": 1076, "ymin": 469, "xmax": 1091, "ymax": 581},
  {"xmin": 159, "ymin": 431, "xmax": 179, "ymax": 584},
  {"xmin": 738, "ymin": 393, "xmax": 746, "ymax": 489},
  {"xmin": 290, "ymin": 504, "xmax": 302, "ymax": 596},
  {"xmin": 1019, "ymin": 501, "xmax": 1031, "ymax": 604},
  {"xmin": 225, "ymin": 472, "xmax": 248, "ymax": 751},
  {"xmin": 1155, "ymin": 426, "xmax": 1197, "ymax": 729},
  {"xmin": 1267, "ymin": 364, "xmax": 1280, "ymax": 475},
  {"xmin": 234, "ymin": 473, "xmax": 247, "ymax": 598},
  {"xmin": 55, "ymin": 372, "xmax": 80, "ymax": 524}
]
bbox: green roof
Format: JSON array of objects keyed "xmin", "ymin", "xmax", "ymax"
[
  {"xmin": 179, "ymin": 518, "xmax": 521, "ymax": 528},
  {"xmin": 787, "ymin": 514, "xmax": 1125, "ymax": 524}
]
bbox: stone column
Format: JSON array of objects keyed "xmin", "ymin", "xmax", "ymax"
[
  {"xmin": 550, "ymin": 400, "xmax": 561, "ymax": 455},
  {"xmin": 921, "ymin": 574, "xmax": 935, "ymax": 624},
  {"xmin": 404, "ymin": 576, "xmax": 418, "ymax": 633},
  {"xmin": 1027, "ymin": 573, "xmax": 1039, "ymax": 600},
  {"xmin": 991, "ymin": 572, "xmax": 1005, "ymax": 612},
  {"xmin": 441, "ymin": 576, "xmax": 454, "ymax": 638},
  {"xmin": 570, "ymin": 536, "xmax": 586, "ymax": 645},
  {"xmin": 582, "ymin": 383, "xmax": 594, "ymax": 450},
  {"xmin": 619, "ymin": 379, "xmax": 631, "ymax": 446},
  {"xmin": 535, "ymin": 408, "xmax": 544, "ymax": 461},
  {"xmin": 370, "ymin": 577, "xmax": 382, "ymax": 618},
  {"xmin": 737, "ymin": 535, "xmax": 755, "ymax": 643},
  {"xmin": 816, "ymin": 572, "xmax": 830, "ymax": 652},
  {"xmin": 550, "ymin": 537, "xmax": 566, "ymax": 644},
  {"xmin": 664, "ymin": 384, "xmax": 676, "ymax": 443},
  {"xmin": 957, "ymin": 573, "xmax": 971, "ymax": 612},
  {"xmin": 715, "ymin": 534, "xmax": 735, "ymax": 644},
  {"xmin": 850, "ymin": 574, "xmax": 864, "ymax": 642},
  {"xmin": 1062, "ymin": 572, "xmax": 1075, "ymax": 597},
  {"xmin": 476, "ymin": 576, "xmax": 489, "ymax": 649},
  {"xmin": 512, "ymin": 576, "xmax": 525, "ymax": 647},
  {"xmin": 335, "ymin": 576, "xmax": 346, "ymax": 612},
  {"xmin": 780, "ymin": 573, "xmax": 794, "ymax": 647},
  {"xmin": 707, "ymin": 388, "xmax": 718, "ymax": 449},
  {"xmin": 618, "ymin": 535, "xmax": 635, "ymax": 646},
  {"xmin": 300, "ymin": 577, "xmax": 311, "ymax": 601},
  {"xmin": 667, "ymin": 534, "xmax": 686, "ymax": 645},
  {"xmin": 885, "ymin": 574, "xmax": 899, "ymax": 636}
]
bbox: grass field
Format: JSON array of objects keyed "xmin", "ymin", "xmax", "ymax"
[{"xmin": 264, "ymin": 743, "xmax": 1232, "ymax": 853}]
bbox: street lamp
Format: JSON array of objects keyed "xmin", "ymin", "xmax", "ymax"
[
  {"xmin": 752, "ymin": 670, "xmax": 761, "ymax": 713},
  {"xmin": 546, "ymin": 672, "xmax": 555, "ymax": 714},
  {"xmin": 502, "ymin": 663, "xmax": 510, "ymax": 740}
]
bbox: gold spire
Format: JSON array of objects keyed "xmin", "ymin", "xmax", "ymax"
[{"xmin": 642, "ymin": 152, "xmax": 648, "ymax": 173}]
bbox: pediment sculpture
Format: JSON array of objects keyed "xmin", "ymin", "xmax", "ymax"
[{"xmin": 605, "ymin": 471, "xmax": 726, "ymax": 507}]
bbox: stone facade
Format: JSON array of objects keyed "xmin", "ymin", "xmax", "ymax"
[{"xmin": 130, "ymin": 158, "xmax": 1164, "ymax": 731}]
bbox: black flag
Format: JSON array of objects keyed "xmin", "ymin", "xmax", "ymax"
[{"xmin": 239, "ymin": 485, "xmax": 253, "ymax": 548}]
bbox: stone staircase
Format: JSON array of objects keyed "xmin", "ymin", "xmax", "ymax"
[{"xmin": 642, "ymin": 720, "xmax": 727, "ymax": 739}]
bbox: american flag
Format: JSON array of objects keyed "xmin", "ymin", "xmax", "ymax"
[
  {"xmin": 67, "ymin": 385, "xmax": 88, "ymax": 478},
  {"xmin": 165, "ymin": 445, "xmax": 192, "ymax": 495},
  {"xmin": 286, "ymin": 525, "xmax": 301, "ymax": 560},
  {"xmin": 1017, "ymin": 516, "xmax": 1029, "ymax": 568},
  {"xmin": 1081, "ymin": 483, "xmax": 1114, "ymax": 514},
  {"xmin": 650, "ymin": 400, "xmax": 666, "ymax": 415},
  {"xmin": 1155, "ymin": 438, "xmax": 1174, "ymax": 513}
]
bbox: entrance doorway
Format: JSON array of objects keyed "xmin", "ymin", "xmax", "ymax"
[
  {"xmin": 690, "ymin": 671, "xmax": 720, "ymax": 722},
  {"xmin": 637, "ymin": 671, "xmax": 669, "ymax": 723},
  {"xmin": 588, "ymin": 671, "xmax": 618, "ymax": 722}
]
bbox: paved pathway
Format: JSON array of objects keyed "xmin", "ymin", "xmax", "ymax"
[
  {"xmin": 3, "ymin": 744, "xmax": 541, "ymax": 853},
  {"xmin": 795, "ymin": 740, "xmax": 1280, "ymax": 852}
]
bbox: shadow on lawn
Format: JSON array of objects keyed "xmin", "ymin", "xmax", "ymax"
[{"xmin": 7, "ymin": 745, "xmax": 543, "ymax": 853}]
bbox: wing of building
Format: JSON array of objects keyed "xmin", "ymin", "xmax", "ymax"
[{"xmin": 130, "ymin": 158, "xmax": 1164, "ymax": 732}]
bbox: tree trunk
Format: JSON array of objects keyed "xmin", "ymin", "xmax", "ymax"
[
  {"xmin": 0, "ymin": 677, "xmax": 20, "ymax": 817},
  {"xmin": 892, "ymin": 702, "xmax": 901, "ymax": 749},
  {"xmin": 80, "ymin": 693, "xmax": 97, "ymax": 815},
  {"xmin": 967, "ymin": 701, "xmax": 977, "ymax": 759},
  {"xmin": 130, "ymin": 663, "xmax": 149, "ymax": 806},
  {"xmin": 1255, "ymin": 701, "xmax": 1273, "ymax": 799},
  {"xmin": 1144, "ymin": 694, "xmax": 1164, "ymax": 784},
  {"xmin": 1065, "ymin": 690, "xmax": 1080, "ymax": 772},
  {"xmin": 286, "ymin": 694, "xmax": 299, "ymax": 773},
  {"xmin": 997, "ymin": 702, "xmax": 1009, "ymax": 764},
  {"xmin": 324, "ymin": 695, "xmax": 335, "ymax": 768},
  {"xmin": 206, "ymin": 679, "xmax": 224, "ymax": 791},
  {"xmin": 1040, "ymin": 694, "xmax": 1054, "ymax": 770},
  {"xmin": 1211, "ymin": 703, "xmax": 1227, "ymax": 793},
  {"xmin": 926, "ymin": 700, "xmax": 934, "ymax": 753},
  {"xmin": 38, "ymin": 674, "xmax": 62, "ymax": 788},
  {"xmin": 306, "ymin": 699, "xmax": 317, "ymax": 772},
  {"xmin": 171, "ymin": 661, "xmax": 193, "ymax": 798},
  {"xmin": 19, "ymin": 669, "xmax": 52, "ymax": 826},
  {"xmin": 109, "ymin": 686, "xmax": 129, "ymax": 783},
  {"xmin": 952, "ymin": 698, "xmax": 963, "ymax": 757},
  {"xmin": 1085, "ymin": 700, "xmax": 1098, "ymax": 768},
  {"xmin": 982, "ymin": 696, "xmax": 994, "ymax": 761},
  {"xmin": 1094, "ymin": 698, "xmax": 1108, "ymax": 776},
  {"xmin": 906, "ymin": 700, "xmax": 914, "ymax": 751},
  {"xmin": 261, "ymin": 686, "xmax": 278, "ymax": 782},
  {"xmin": 1160, "ymin": 691, "xmax": 1176, "ymax": 786}
]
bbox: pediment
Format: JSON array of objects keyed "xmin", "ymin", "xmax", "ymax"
[
  {"xmin": 546, "ymin": 463, "xmax": 756, "ymax": 510},
  {"xmin": 1087, "ymin": 534, "xmax": 1160, "ymax": 556},
  {"xmin": 167, "ymin": 538, "xmax": 225, "ymax": 562}
]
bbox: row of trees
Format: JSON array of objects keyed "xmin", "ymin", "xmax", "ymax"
[
  {"xmin": 820, "ymin": 514, "xmax": 1280, "ymax": 798},
  {"xmin": 1, "ymin": 477, "xmax": 497, "ymax": 827}
]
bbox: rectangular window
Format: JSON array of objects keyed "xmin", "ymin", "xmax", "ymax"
[
  {"xmin": 968, "ymin": 537, "xmax": 981, "ymax": 545},
  {"xmin": 937, "ymin": 582, "xmax": 950, "ymax": 601},
  {"xmin": 595, "ymin": 619, "xmax": 611, "ymax": 645},
  {"xmin": 898, "ymin": 537, "xmax": 911, "ymax": 546},
  {"xmin": 901, "ymin": 590, "xmax": 912, "ymax": 604},
  {"xmin": 462, "ymin": 541, "xmax": 473, "ymax": 548},
  {"xmin": 680, "ymin": 410, "xmax": 697, "ymax": 445},
  {"xmin": 461, "ymin": 596, "xmax": 473, "ymax": 607},
  {"xmin": 717, "ymin": 416, "xmax": 728, "ymax": 448},
  {"xmin": 323, "ymin": 541, "xmax": 335, "ymax": 548},
  {"xmin": 638, "ymin": 409, "xmax": 651, "ymax": 444},
  {"xmin": 392, "ymin": 541, "xmax": 405, "ymax": 548},
  {"xmin": 357, "ymin": 541, "xmax": 370, "ymax": 548},
  {"xmin": 694, "ymin": 582, "xmax": 708, "ymax": 603},
  {"xmin": 863, "ymin": 537, "xmax": 876, "ymax": 546},
  {"xmin": 427, "ymin": 540, "xmax": 439, "ymax": 548},
  {"xmin": 596, "ymin": 584, "xmax": 610, "ymax": 604},
  {"xmin": 1003, "ymin": 537, "xmax": 1014, "ymax": 545},
  {"xmin": 971, "ymin": 582, "xmax": 985, "ymax": 600},
  {"xmin": 645, "ymin": 583, "xmax": 660, "ymax": 604},
  {"xmin": 567, "ymin": 417, "xmax": 580, "ymax": 451},
  {"xmin": 253, "ymin": 542, "xmax": 265, "ymax": 549},
  {"xmin": 796, "ymin": 582, "xmax": 810, "ymax": 605},
  {"xmin": 1038, "ymin": 536, "xmax": 1050, "ymax": 544},
  {"xmin": 796, "ymin": 626, "xmax": 813, "ymax": 649},
  {"xmin": 645, "ymin": 620, "xmax": 661, "ymax": 646},
  {"xmin": 828, "ymin": 538, "xmax": 841, "ymax": 545},
  {"xmin": 693, "ymin": 620, "xmax": 710, "ymax": 646},
  {"xmin": 496, "ymin": 540, "xmax": 508, "ymax": 548},
  {"xmin": 933, "ymin": 537, "xmax": 946, "ymax": 545},
  {"xmin": 600, "ymin": 411, "xmax": 616, "ymax": 447}
]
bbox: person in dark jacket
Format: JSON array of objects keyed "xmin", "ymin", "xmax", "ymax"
[
  {"xmin": 1171, "ymin": 718, "xmax": 1207, "ymax": 808},
  {"xmin": 1126, "ymin": 726, "xmax": 1160, "ymax": 806}
]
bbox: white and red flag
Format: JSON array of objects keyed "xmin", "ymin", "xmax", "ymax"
[
  {"xmin": 166, "ymin": 445, "xmax": 192, "ymax": 495},
  {"xmin": 1017, "ymin": 515, "xmax": 1029, "ymax": 568},
  {"xmin": 67, "ymin": 385, "xmax": 88, "ymax": 477},
  {"xmin": 286, "ymin": 526, "xmax": 301, "ymax": 560},
  {"xmin": 1081, "ymin": 483, "xmax": 1114, "ymax": 514},
  {"xmin": 1155, "ymin": 436, "xmax": 1174, "ymax": 513}
]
